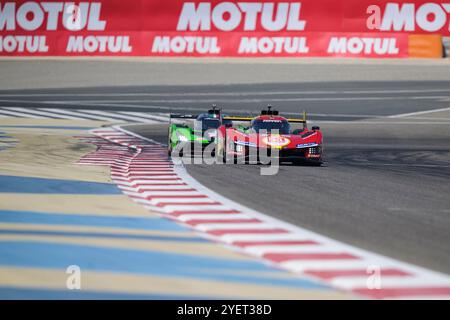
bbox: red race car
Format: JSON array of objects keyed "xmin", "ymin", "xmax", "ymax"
[{"xmin": 216, "ymin": 107, "xmax": 323, "ymax": 165}]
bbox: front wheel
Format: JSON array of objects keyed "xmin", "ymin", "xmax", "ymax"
[
  {"xmin": 225, "ymin": 139, "xmax": 240, "ymax": 164},
  {"xmin": 167, "ymin": 130, "xmax": 172, "ymax": 157},
  {"xmin": 215, "ymin": 139, "xmax": 226, "ymax": 163}
]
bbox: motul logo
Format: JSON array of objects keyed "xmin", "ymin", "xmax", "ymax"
[
  {"xmin": 239, "ymin": 37, "xmax": 309, "ymax": 54},
  {"xmin": 0, "ymin": 35, "xmax": 48, "ymax": 52},
  {"xmin": 368, "ymin": 2, "xmax": 450, "ymax": 32},
  {"xmin": 67, "ymin": 36, "xmax": 132, "ymax": 53},
  {"xmin": 0, "ymin": 2, "xmax": 106, "ymax": 31},
  {"xmin": 328, "ymin": 37, "xmax": 400, "ymax": 55},
  {"xmin": 152, "ymin": 36, "xmax": 221, "ymax": 54},
  {"xmin": 177, "ymin": 2, "xmax": 306, "ymax": 31}
]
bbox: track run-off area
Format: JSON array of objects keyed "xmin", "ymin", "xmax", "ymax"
[{"xmin": 0, "ymin": 58, "xmax": 449, "ymax": 299}]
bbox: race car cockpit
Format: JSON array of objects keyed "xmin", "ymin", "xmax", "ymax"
[
  {"xmin": 250, "ymin": 118, "xmax": 291, "ymax": 134},
  {"xmin": 194, "ymin": 114, "xmax": 221, "ymax": 133}
]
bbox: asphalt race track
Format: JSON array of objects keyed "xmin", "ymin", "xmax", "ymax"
[
  {"xmin": 127, "ymin": 119, "xmax": 450, "ymax": 275},
  {"xmin": 1, "ymin": 81, "xmax": 450, "ymax": 122},
  {"xmin": 1, "ymin": 58, "xmax": 450, "ymax": 121},
  {"xmin": 1, "ymin": 58, "xmax": 450, "ymax": 275}
]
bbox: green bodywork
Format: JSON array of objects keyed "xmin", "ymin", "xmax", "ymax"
[{"xmin": 168, "ymin": 124, "xmax": 210, "ymax": 150}]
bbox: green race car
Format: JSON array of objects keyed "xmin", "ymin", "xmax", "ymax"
[{"xmin": 168, "ymin": 107, "xmax": 227, "ymax": 156}]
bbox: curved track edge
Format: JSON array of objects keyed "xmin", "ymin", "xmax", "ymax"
[{"xmin": 81, "ymin": 125, "xmax": 450, "ymax": 300}]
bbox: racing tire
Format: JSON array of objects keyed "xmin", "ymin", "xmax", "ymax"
[
  {"xmin": 167, "ymin": 129, "xmax": 172, "ymax": 157},
  {"xmin": 215, "ymin": 140, "xmax": 226, "ymax": 164},
  {"xmin": 225, "ymin": 140, "xmax": 238, "ymax": 165}
]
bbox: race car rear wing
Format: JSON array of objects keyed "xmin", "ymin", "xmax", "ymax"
[
  {"xmin": 169, "ymin": 114, "xmax": 197, "ymax": 119},
  {"xmin": 223, "ymin": 110, "xmax": 308, "ymax": 129},
  {"xmin": 169, "ymin": 106, "xmax": 221, "ymax": 120},
  {"xmin": 168, "ymin": 114, "xmax": 197, "ymax": 129},
  {"xmin": 221, "ymin": 116, "xmax": 254, "ymax": 121},
  {"xmin": 223, "ymin": 111, "xmax": 308, "ymax": 123}
]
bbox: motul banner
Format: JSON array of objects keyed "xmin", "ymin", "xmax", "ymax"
[{"xmin": 0, "ymin": 1, "xmax": 447, "ymax": 57}]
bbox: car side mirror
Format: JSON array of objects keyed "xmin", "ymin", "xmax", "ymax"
[{"xmin": 312, "ymin": 126, "xmax": 320, "ymax": 131}]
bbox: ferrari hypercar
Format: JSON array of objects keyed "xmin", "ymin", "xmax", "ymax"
[
  {"xmin": 168, "ymin": 106, "xmax": 228, "ymax": 156},
  {"xmin": 215, "ymin": 107, "xmax": 323, "ymax": 165}
]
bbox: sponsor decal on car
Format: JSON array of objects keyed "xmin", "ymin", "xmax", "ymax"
[
  {"xmin": 296, "ymin": 142, "xmax": 319, "ymax": 148},
  {"xmin": 235, "ymin": 140, "xmax": 257, "ymax": 147},
  {"xmin": 262, "ymin": 135, "xmax": 291, "ymax": 148}
]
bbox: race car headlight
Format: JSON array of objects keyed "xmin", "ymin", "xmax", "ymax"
[
  {"xmin": 177, "ymin": 134, "xmax": 188, "ymax": 142},
  {"xmin": 308, "ymin": 145, "xmax": 322, "ymax": 155}
]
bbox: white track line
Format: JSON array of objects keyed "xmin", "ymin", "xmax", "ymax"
[
  {"xmin": 39, "ymin": 108, "xmax": 123, "ymax": 122},
  {"xmin": 311, "ymin": 121, "xmax": 450, "ymax": 125},
  {"xmin": 332, "ymin": 276, "xmax": 448, "ymax": 290},
  {"xmin": 388, "ymin": 107, "xmax": 450, "ymax": 118},
  {"xmin": 174, "ymin": 214, "xmax": 253, "ymax": 222},
  {"xmin": 53, "ymin": 96, "xmax": 450, "ymax": 104},
  {"xmin": 2, "ymin": 107, "xmax": 84, "ymax": 120},
  {"xmin": 280, "ymin": 260, "xmax": 394, "ymax": 272},
  {"xmin": 120, "ymin": 183, "xmax": 187, "ymax": 189},
  {"xmin": 79, "ymin": 111, "xmax": 137, "ymax": 123},
  {"xmin": 79, "ymin": 110, "xmax": 159, "ymax": 123},
  {"xmin": 0, "ymin": 108, "xmax": 47, "ymax": 118},
  {"xmin": 118, "ymin": 111, "xmax": 169, "ymax": 122},
  {"xmin": 135, "ymin": 191, "xmax": 203, "ymax": 197},
  {"xmin": 195, "ymin": 223, "xmax": 278, "ymax": 232}
]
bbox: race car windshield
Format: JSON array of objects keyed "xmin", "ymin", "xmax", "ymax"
[
  {"xmin": 251, "ymin": 119, "xmax": 291, "ymax": 134},
  {"xmin": 201, "ymin": 118, "xmax": 221, "ymax": 131}
]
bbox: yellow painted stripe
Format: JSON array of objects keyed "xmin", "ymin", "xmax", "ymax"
[
  {"xmin": 0, "ymin": 131, "xmax": 113, "ymax": 183},
  {"xmin": 0, "ymin": 223, "xmax": 194, "ymax": 238},
  {"xmin": 0, "ymin": 194, "xmax": 157, "ymax": 217},
  {"xmin": 0, "ymin": 232, "xmax": 247, "ymax": 260},
  {"xmin": 0, "ymin": 267, "xmax": 353, "ymax": 299}
]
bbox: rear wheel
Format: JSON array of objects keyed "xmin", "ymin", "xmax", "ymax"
[{"xmin": 222, "ymin": 145, "xmax": 227, "ymax": 163}]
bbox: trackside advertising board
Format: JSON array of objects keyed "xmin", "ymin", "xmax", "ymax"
[{"xmin": 0, "ymin": 0, "xmax": 447, "ymax": 57}]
